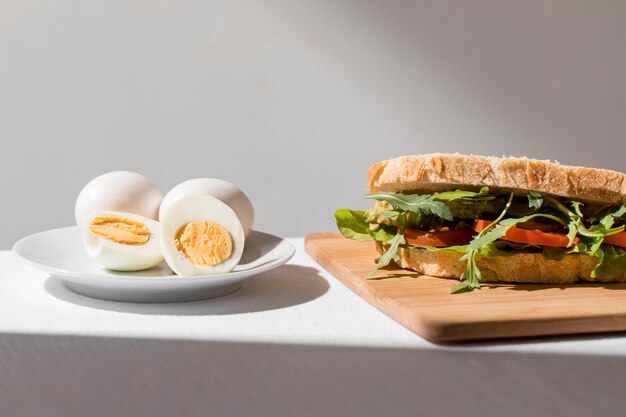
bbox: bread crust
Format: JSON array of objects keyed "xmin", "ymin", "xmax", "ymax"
[
  {"xmin": 368, "ymin": 154, "xmax": 626, "ymax": 205},
  {"xmin": 375, "ymin": 242, "xmax": 626, "ymax": 284}
]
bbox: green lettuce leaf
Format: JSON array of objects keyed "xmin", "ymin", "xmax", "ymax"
[
  {"xmin": 595, "ymin": 245, "xmax": 626, "ymax": 278},
  {"xmin": 369, "ymin": 223, "xmax": 397, "ymax": 242},
  {"xmin": 334, "ymin": 209, "xmax": 374, "ymax": 242},
  {"xmin": 335, "ymin": 208, "xmax": 397, "ymax": 243}
]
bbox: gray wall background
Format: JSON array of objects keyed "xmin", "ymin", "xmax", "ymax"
[{"xmin": 1, "ymin": 0, "xmax": 625, "ymax": 248}]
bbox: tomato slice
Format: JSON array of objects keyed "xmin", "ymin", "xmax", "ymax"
[
  {"xmin": 473, "ymin": 219, "xmax": 577, "ymax": 248},
  {"xmin": 603, "ymin": 231, "xmax": 626, "ymax": 248},
  {"xmin": 404, "ymin": 227, "xmax": 474, "ymax": 247}
]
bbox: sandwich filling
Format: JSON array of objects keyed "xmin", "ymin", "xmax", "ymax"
[{"xmin": 336, "ymin": 187, "xmax": 626, "ymax": 293}]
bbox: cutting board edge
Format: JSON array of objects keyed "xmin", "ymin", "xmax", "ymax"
[{"xmin": 419, "ymin": 315, "xmax": 626, "ymax": 343}]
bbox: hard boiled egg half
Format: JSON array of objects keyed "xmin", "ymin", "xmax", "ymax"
[
  {"xmin": 81, "ymin": 211, "xmax": 164, "ymax": 271},
  {"xmin": 75, "ymin": 171, "xmax": 162, "ymax": 224},
  {"xmin": 160, "ymin": 194, "xmax": 245, "ymax": 276},
  {"xmin": 75, "ymin": 171, "xmax": 165, "ymax": 271},
  {"xmin": 159, "ymin": 178, "xmax": 254, "ymax": 237}
]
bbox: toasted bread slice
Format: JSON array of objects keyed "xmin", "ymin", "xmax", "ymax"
[
  {"xmin": 368, "ymin": 154, "xmax": 626, "ymax": 205},
  {"xmin": 375, "ymin": 242, "xmax": 626, "ymax": 284}
]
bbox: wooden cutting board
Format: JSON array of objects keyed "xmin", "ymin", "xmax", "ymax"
[{"xmin": 305, "ymin": 233, "xmax": 626, "ymax": 343}]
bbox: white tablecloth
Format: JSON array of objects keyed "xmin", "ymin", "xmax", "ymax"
[{"xmin": 1, "ymin": 239, "xmax": 625, "ymax": 417}]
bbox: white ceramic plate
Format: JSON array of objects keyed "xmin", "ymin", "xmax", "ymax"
[{"xmin": 13, "ymin": 227, "xmax": 295, "ymax": 303}]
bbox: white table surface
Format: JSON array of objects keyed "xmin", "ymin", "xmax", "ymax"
[{"xmin": 2, "ymin": 238, "xmax": 626, "ymax": 417}]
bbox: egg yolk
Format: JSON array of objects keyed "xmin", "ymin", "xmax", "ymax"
[
  {"xmin": 89, "ymin": 216, "xmax": 150, "ymax": 245},
  {"xmin": 173, "ymin": 220, "xmax": 233, "ymax": 267}
]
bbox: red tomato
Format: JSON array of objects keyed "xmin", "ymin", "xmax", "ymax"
[
  {"xmin": 473, "ymin": 219, "xmax": 578, "ymax": 248},
  {"xmin": 604, "ymin": 231, "xmax": 626, "ymax": 248},
  {"xmin": 404, "ymin": 227, "xmax": 474, "ymax": 247}
]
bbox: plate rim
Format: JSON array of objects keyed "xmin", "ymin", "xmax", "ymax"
[{"xmin": 12, "ymin": 226, "xmax": 295, "ymax": 283}]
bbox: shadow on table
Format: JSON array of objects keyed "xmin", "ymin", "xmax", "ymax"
[{"xmin": 44, "ymin": 265, "xmax": 329, "ymax": 316}]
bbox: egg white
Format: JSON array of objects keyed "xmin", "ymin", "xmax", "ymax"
[
  {"xmin": 160, "ymin": 194, "xmax": 245, "ymax": 276},
  {"xmin": 81, "ymin": 211, "xmax": 164, "ymax": 271}
]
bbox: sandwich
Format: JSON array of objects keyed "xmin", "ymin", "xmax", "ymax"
[{"xmin": 335, "ymin": 154, "xmax": 626, "ymax": 293}]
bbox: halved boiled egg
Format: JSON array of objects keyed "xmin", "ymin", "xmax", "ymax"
[
  {"xmin": 75, "ymin": 171, "xmax": 162, "ymax": 225},
  {"xmin": 160, "ymin": 194, "xmax": 245, "ymax": 276},
  {"xmin": 159, "ymin": 178, "xmax": 254, "ymax": 237},
  {"xmin": 80, "ymin": 211, "xmax": 164, "ymax": 271}
]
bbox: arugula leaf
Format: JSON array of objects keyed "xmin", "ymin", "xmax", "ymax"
[
  {"xmin": 435, "ymin": 186, "xmax": 493, "ymax": 201},
  {"xmin": 541, "ymin": 196, "xmax": 624, "ymax": 245},
  {"xmin": 451, "ymin": 250, "xmax": 481, "ymax": 294},
  {"xmin": 449, "ymin": 194, "xmax": 567, "ymax": 293},
  {"xmin": 371, "ymin": 213, "xmax": 408, "ymax": 276},
  {"xmin": 597, "ymin": 206, "xmax": 626, "ymax": 232},
  {"xmin": 446, "ymin": 198, "xmax": 507, "ymax": 219},
  {"xmin": 522, "ymin": 195, "xmax": 625, "ymax": 242},
  {"xmin": 334, "ymin": 209, "xmax": 374, "ymax": 242},
  {"xmin": 451, "ymin": 192, "xmax": 516, "ymax": 294},
  {"xmin": 577, "ymin": 224, "xmax": 625, "ymax": 238},
  {"xmin": 540, "ymin": 197, "xmax": 624, "ymax": 277},
  {"xmin": 374, "ymin": 232, "xmax": 405, "ymax": 268},
  {"xmin": 365, "ymin": 193, "xmax": 454, "ymax": 221},
  {"xmin": 612, "ymin": 205, "xmax": 626, "ymax": 222},
  {"xmin": 542, "ymin": 196, "xmax": 580, "ymax": 246},
  {"xmin": 564, "ymin": 223, "xmax": 579, "ymax": 247},
  {"xmin": 590, "ymin": 204, "xmax": 626, "ymax": 224},
  {"xmin": 468, "ymin": 213, "xmax": 567, "ymax": 251},
  {"xmin": 527, "ymin": 191, "xmax": 543, "ymax": 210},
  {"xmin": 585, "ymin": 207, "xmax": 625, "ymax": 277},
  {"xmin": 571, "ymin": 201, "xmax": 585, "ymax": 218}
]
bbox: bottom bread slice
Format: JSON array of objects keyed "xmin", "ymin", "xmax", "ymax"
[{"xmin": 375, "ymin": 242, "xmax": 626, "ymax": 284}]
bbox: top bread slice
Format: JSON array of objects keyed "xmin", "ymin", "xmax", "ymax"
[{"xmin": 368, "ymin": 154, "xmax": 626, "ymax": 205}]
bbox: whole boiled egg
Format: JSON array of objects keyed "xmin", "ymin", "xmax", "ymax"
[
  {"xmin": 160, "ymin": 194, "xmax": 245, "ymax": 276},
  {"xmin": 159, "ymin": 178, "xmax": 254, "ymax": 237},
  {"xmin": 80, "ymin": 211, "xmax": 164, "ymax": 271},
  {"xmin": 75, "ymin": 171, "xmax": 163, "ymax": 225}
]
